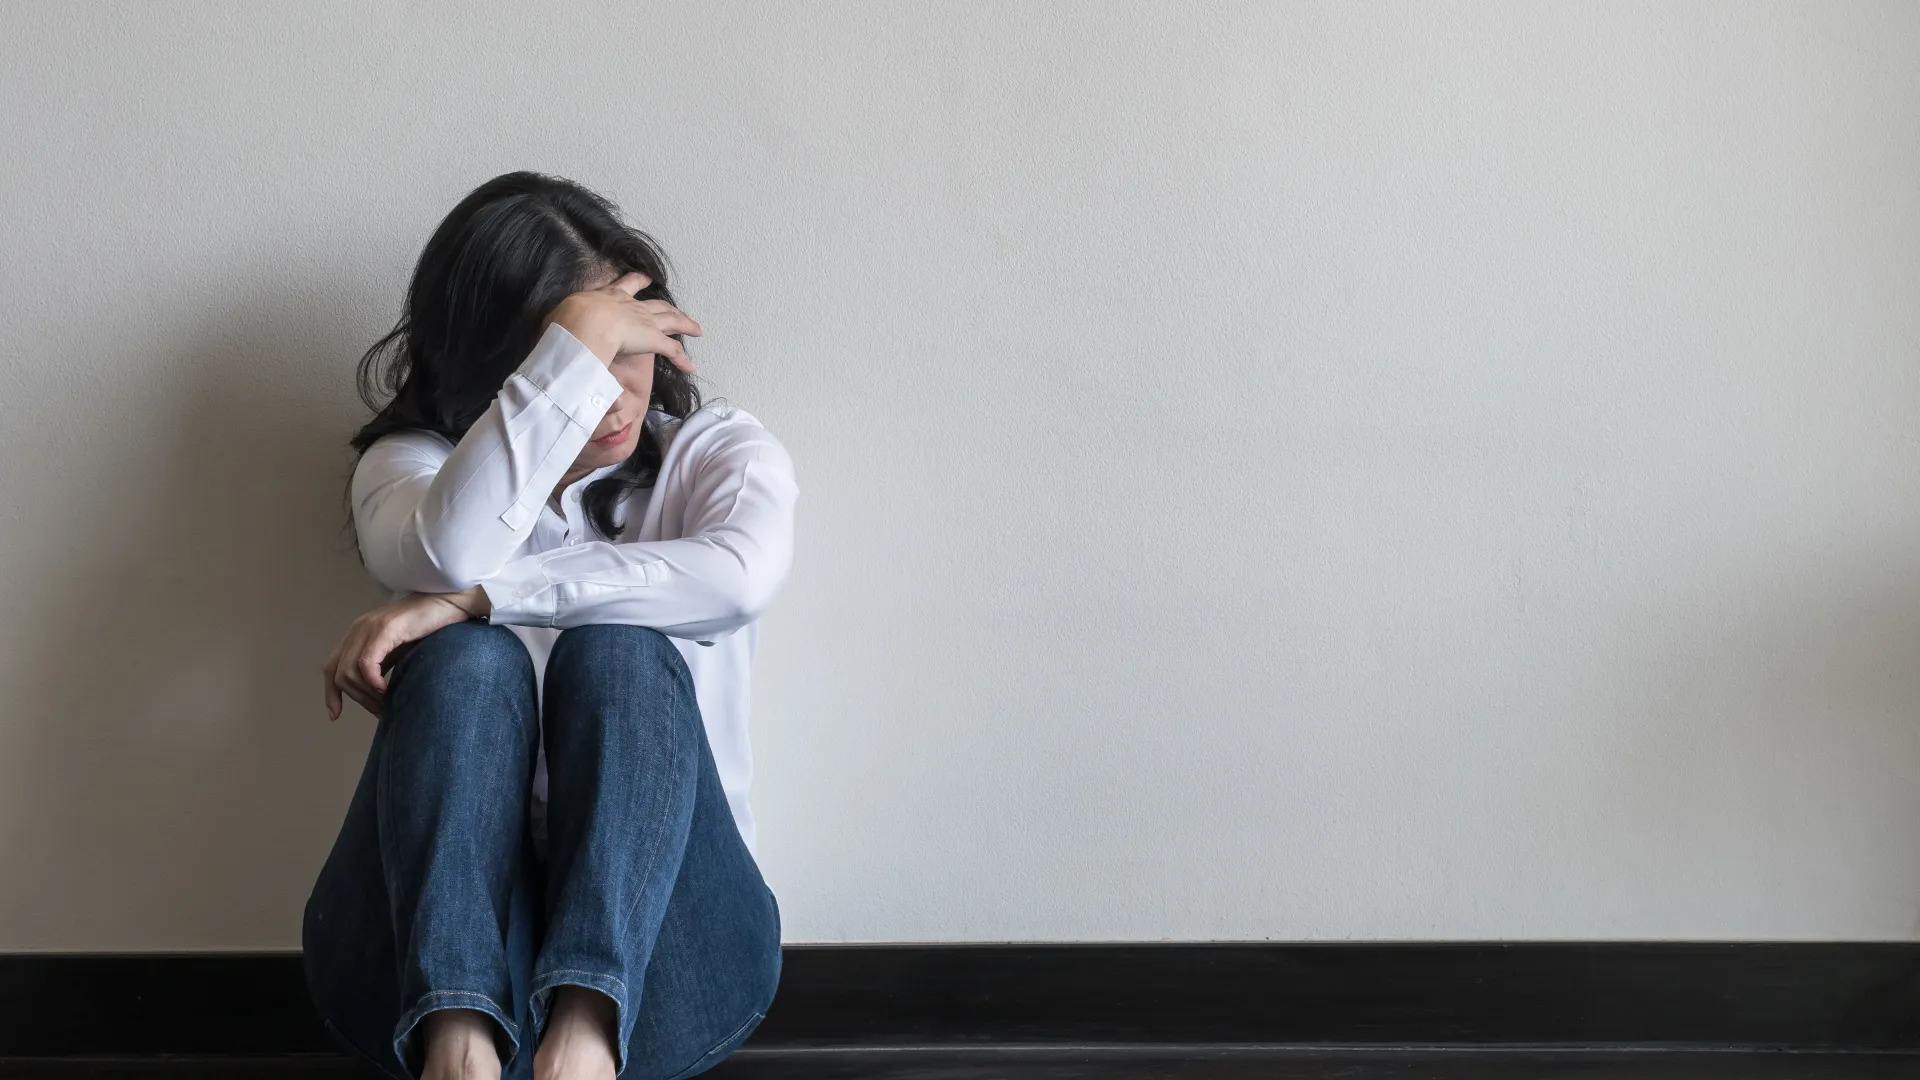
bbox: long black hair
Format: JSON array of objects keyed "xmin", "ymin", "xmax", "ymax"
[{"xmin": 352, "ymin": 171, "xmax": 701, "ymax": 539}]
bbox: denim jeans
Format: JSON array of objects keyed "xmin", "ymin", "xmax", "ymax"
[{"xmin": 303, "ymin": 622, "xmax": 781, "ymax": 1080}]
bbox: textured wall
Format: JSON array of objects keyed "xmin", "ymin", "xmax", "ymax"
[{"xmin": 1, "ymin": 1, "xmax": 1916, "ymax": 949}]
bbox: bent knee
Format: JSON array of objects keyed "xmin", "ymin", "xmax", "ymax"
[
  {"xmin": 550, "ymin": 623, "xmax": 682, "ymax": 674},
  {"xmin": 546, "ymin": 626, "xmax": 697, "ymax": 727},
  {"xmin": 389, "ymin": 621, "xmax": 533, "ymax": 697}
]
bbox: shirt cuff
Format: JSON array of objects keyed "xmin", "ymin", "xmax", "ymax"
[
  {"xmin": 514, "ymin": 322, "xmax": 626, "ymax": 430},
  {"xmin": 480, "ymin": 558, "xmax": 558, "ymax": 627}
]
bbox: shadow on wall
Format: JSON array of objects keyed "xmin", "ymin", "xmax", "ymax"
[{"xmin": 4, "ymin": 286, "xmax": 387, "ymax": 947}]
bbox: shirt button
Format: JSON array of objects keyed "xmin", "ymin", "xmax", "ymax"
[{"xmin": 589, "ymin": 394, "xmax": 605, "ymax": 408}]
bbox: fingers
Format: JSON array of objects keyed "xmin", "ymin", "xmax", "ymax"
[
  {"xmin": 616, "ymin": 325, "xmax": 694, "ymax": 374},
  {"xmin": 645, "ymin": 318, "xmax": 696, "ymax": 373},
  {"xmin": 655, "ymin": 338, "xmax": 695, "ymax": 374},
  {"xmin": 633, "ymin": 300, "xmax": 703, "ymax": 336},
  {"xmin": 323, "ymin": 632, "xmax": 353, "ymax": 721},
  {"xmin": 359, "ymin": 649, "xmax": 388, "ymax": 697},
  {"xmin": 664, "ymin": 314, "xmax": 704, "ymax": 340},
  {"xmin": 322, "ymin": 655, "xmax": 342, "ymax": 721},
  {"xmin": 655, "ymin": 333, "xmax": 694, "ymax": 373},
  {"xmin": 604, "ymin": 295, "xmax": 701, "ymax": 377},
  {"xmin": 609, "ymin": 272, "xmax": 652, "ymax": 296},
  {"xmin": 323, "ymin": 620, "xmax": 390, "ymax": 720},
  {"xmin": 337, "ymin": 658, "xmax": 382, "ymax": 717},
  {"xmin": 344, "ymin": 683, "xmax": 383, "ymax": 717}
]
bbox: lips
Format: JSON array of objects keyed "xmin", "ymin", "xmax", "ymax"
[{"xmin": 591, "ymin": 421, "xmax": 634, "ymax": 446}]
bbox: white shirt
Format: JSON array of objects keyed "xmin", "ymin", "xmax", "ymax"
[{"xmin": 350, "ymin": 321, "xmax": 798, "ymax": 854}]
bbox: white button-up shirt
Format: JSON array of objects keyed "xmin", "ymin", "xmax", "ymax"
[{"xmin": 349, "ymin": 322, "xmax": 798, "ymax": 853}]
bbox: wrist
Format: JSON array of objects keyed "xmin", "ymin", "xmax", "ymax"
[{"xmin": 443, "ymin": 585, "xmax": 493, "ymax": 620}]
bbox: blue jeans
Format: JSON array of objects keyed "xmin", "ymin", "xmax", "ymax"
[{"xmin": 303, "ymin": 622, "xmax": 781, "ymax": 1080}]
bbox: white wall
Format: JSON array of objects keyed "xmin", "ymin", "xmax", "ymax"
[{"xmin": 1, "ymin": 1, "xmax": 1916, "ymax": 950}]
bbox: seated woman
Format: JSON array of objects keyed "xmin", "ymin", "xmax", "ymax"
[{"xmin": 304, "ymin": 171, "xmax": 797, "ymax": 1080}]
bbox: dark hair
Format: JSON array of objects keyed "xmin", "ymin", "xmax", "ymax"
[{"xmin": 351, "ymin": 171, "xmax": 701, "ymax": 539}]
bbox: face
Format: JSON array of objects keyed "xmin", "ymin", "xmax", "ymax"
[{"xmin": 570, "ymin": 267, "xmax": 658, "ymax": 472}]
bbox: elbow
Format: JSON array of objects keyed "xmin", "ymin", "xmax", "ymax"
[
  {"xmin": 429, "ymin": 559, "xmax": 492, "ymax": 593},
  {"xmin": 700, "ymin": 533, "xmax": 791, "ymax": 629},
  {"xmin": 408, "ymin": 533, "xmax": 499, "ymax": 593},
  {"xmin": 410, "ymin": 515, "xmax": 510, "ymax": 588},
  {"xmin": 718, "ymin": 564, "xmax": 788, "ymax": 627}
]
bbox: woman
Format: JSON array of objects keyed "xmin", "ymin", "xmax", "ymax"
[{"xmin": 304, "ymin": 172, "xmax": 796, "ymax": 1080}]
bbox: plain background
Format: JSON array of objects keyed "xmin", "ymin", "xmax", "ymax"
[{"xmin": 1, "ymin": 1, "xmax": 1916, "ymax": 950}]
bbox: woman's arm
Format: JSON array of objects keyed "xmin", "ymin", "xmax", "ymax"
[
  {"xmin": 352, "ymin": 322, "xmax": 627, "ymax": 593},
  {"xmin": 352, "ymin": 273, "xmax": 701, "ymax": 593},
  {"xmin": 325, "ymin": 419, "xmax": 793, "ymax": 717},
  {"xmin": 480, "ymin": 424, "xmax": 798, "ymax": 640},
  {"xmin": 321, "ymin": 590, "xmax": 477, "ymax": 719}
]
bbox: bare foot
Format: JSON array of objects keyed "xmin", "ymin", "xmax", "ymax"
[
  {"xmin": 534, "ymin": 986, "xmax": 618, "ymax": 1080},
  {"xmin": 420, "ymin": 1008, "xmax": 502, "ymax": 1080}
]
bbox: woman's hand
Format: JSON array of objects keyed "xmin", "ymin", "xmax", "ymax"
[
  {"xmin": 543, "ymin": 272, "xmax": 702, "ymax": 373},
  {"xmin": 321, "ymin": 587, "xmax": 490, "ymax": 720}
]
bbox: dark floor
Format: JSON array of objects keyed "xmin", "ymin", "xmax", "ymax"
[{"xmin": 3, "ymin": 1049, "xmax": 1919, "ymax": 1079}]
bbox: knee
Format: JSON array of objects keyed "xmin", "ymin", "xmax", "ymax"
[
  {"xmin": 545, "ymin": 626, "xmax": 697, "ymax": 744},
  {"xmin": 549, "ymin": 624, "xmax": 685, "ymax": 683},
  {"xmin": 387, "ymin": 621, "xmax": 534, "ymax": 712},
  {"xmin": 396, "ymin": 621, "xmax": 528, "ymax": 680}
]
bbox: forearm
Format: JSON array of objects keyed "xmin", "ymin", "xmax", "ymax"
[
  {"xmin": 479, "ymin": 531, "xmax": 790, "ymax": 640},
  {"xmin": 354, "ymin": 324, "xmax": 622, "ymax": 591},
  {"xmin": 478, "ymin": 429, "xmax": 797, "ymax": 638}
]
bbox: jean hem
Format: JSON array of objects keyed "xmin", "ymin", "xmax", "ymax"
[
  {"xmin": 529, "ymin": 968, "xmax": 632, "ymax": 1076},
  {"xmin": 391, "ymin": 989, "xmax": 521, "ymax": 1079},
  {"xmin": 661, "ymin": 1009, "xmax": 767, "ymax": 1080}
]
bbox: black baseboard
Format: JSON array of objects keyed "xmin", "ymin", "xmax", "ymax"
[{"xmin": 4, "ymin": 944, "xmax": 1920, "ymax": 1057}]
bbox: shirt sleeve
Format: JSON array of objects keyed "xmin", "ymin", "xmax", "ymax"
[
  {"xmin": 351, "ymin": 322, "xmax": 624, "ymax": 594},
  {"xmin": 478, "ymin": 424, "xmax": 799, "ymax": 640}
]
